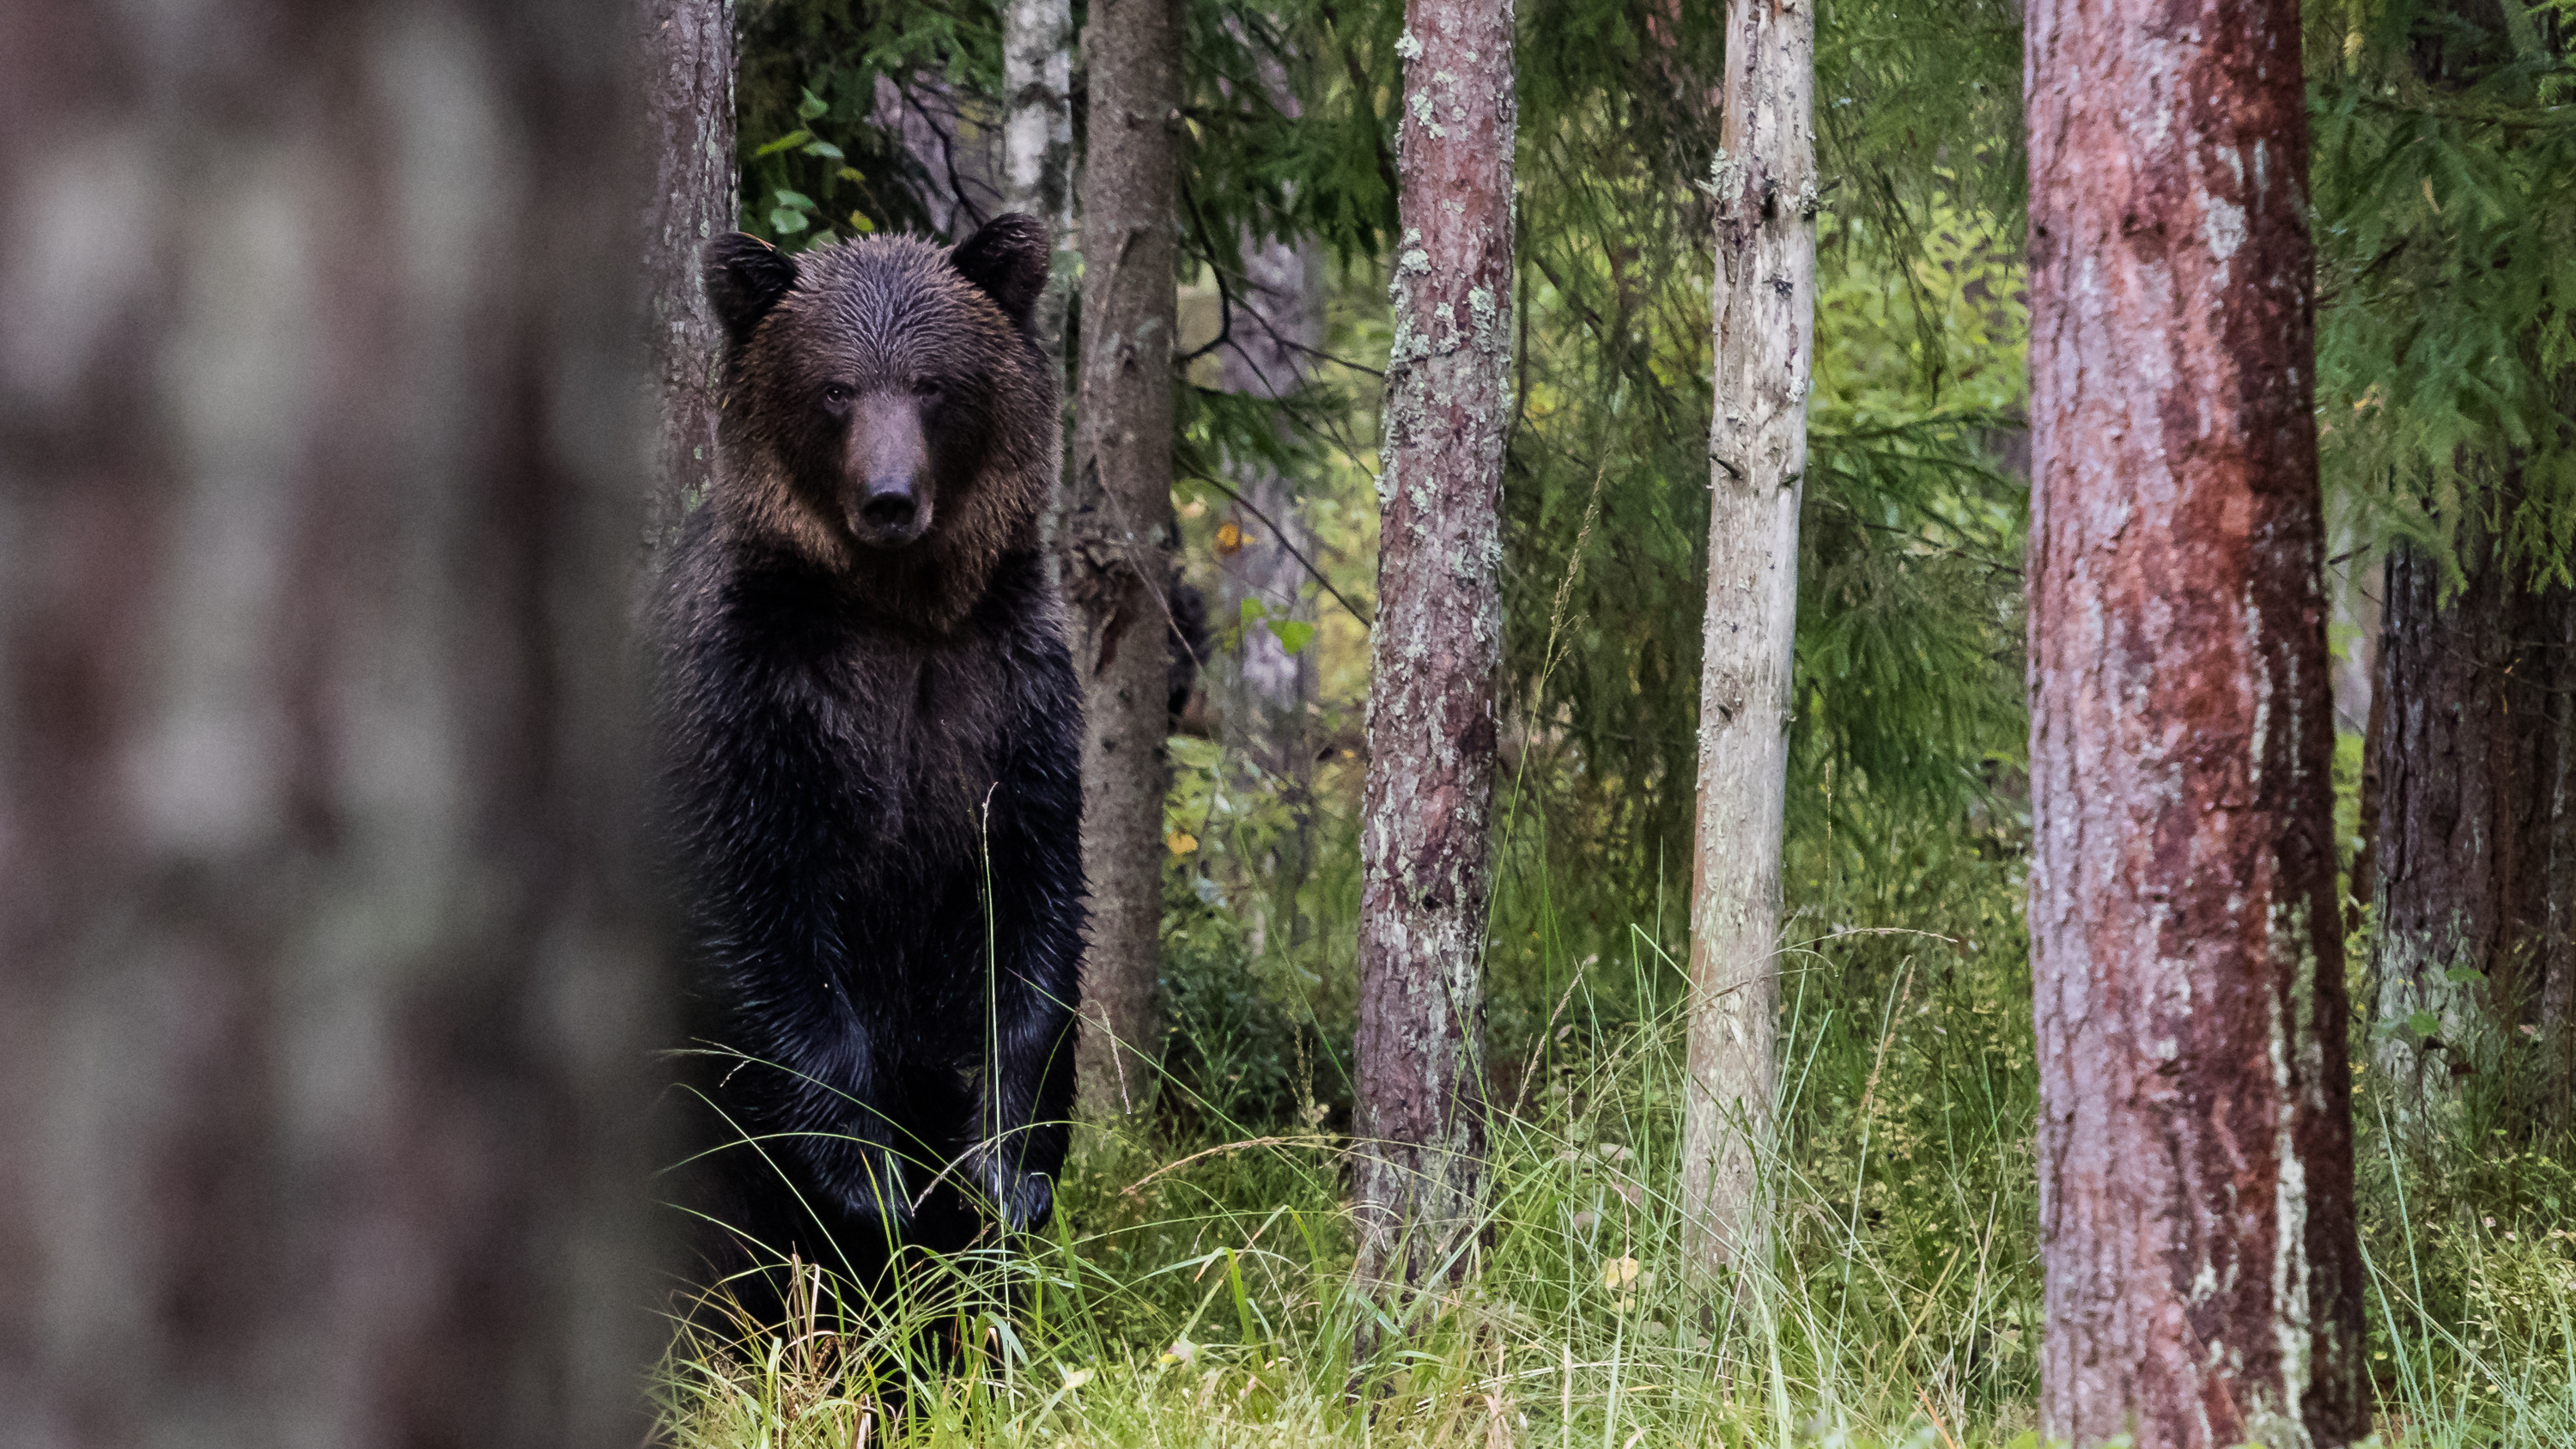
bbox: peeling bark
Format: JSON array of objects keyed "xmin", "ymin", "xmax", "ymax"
[
  {"xmin": 0, "ymin": 2, "xmax": 664, "ymax": 1440},
  {"xmin": 1680, "ymin": 0, "xmax": 1813, "ymax": 1276},
  {"xmin": 641, "ymin": 0, "xmax": 735, "ymax": 548},
  {"xmin": 1064, "ymin": 0, "xmax": 1183, "ymax": 1118},
  {"xmin": 2025, "ymin": 0, "xmax": 2369, "ymax": 1444},
  {"xmin": 1352, "ymin": 0, "xmax": 1513, "ymax": 1340}
]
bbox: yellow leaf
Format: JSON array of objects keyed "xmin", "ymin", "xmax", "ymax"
[
  {"xmin": 1166, "ymin": 831, "xmax": 1199, "ymax": 855},
  {"xmin": 1603, "ymin": 1256, "xmax": 1640, "ymax": 1289},
  {"xmin": 1214, "ymin": 521, "xmax": 1245, "ymax": 556}
]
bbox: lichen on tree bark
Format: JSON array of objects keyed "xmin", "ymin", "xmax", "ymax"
[{"xmin": 1352, "ymin": 0, "xmax": 1515, "ymax": 1340}]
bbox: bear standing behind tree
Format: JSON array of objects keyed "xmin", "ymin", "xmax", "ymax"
[{"xmin": 658, "ymin": 215, "xmax": 1084, "ymax": 1315}]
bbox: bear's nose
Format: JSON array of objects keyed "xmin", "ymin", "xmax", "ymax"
[{"xmin": 860, "ymin": 489, "xmax": 914, "ymax": 527}]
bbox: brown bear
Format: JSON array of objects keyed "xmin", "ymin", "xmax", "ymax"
[{"xmin": 658, "ymin": 214, "xmax": 1084, "ymax": 1324}]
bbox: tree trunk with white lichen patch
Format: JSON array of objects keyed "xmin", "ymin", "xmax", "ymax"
[
  {"xmin": 1351, "ymin": 0, "xmax": 1513, "ymax": 1350},
  {"xmin": 1064, "ymin": 0, "xmax": 1182, "ymax": 1119},
  {"xmin": 2024, "ymin": 0, "xmax": 2368, "ymax": 1443},
  {"xmin": 1679, "ymin": 0, "xmax": 1812, "ymax": 1280}
]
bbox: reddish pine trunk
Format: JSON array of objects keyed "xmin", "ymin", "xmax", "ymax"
[
  {"xmin": 0, "ymin": 2, "xmax": 663, "ymax": 1440},
  {"xmin": 2025, "ymin": 0, "xmax": 2368, "ymax": 1444},
  {"xmin": 1064, "ymin": 0, "xmax": 1183, "ymax": 1117},
  {"xmin": 1352, "ymin": 0, "xmax": 1514, "ymax": 1328}
]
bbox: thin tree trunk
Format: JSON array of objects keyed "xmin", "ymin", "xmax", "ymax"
[
  {"xmin": 2025, "ymin": 0, "xmax": 2368, "ymax": 1444},
  {"xmin": 0, "ymin": 3, "xmax": 663, "ymax": 1442},
  {"xmin": 1351, "ymin": 0, "xmax": 1514, "ymax": 1340},
  {"xmin": 1064, "ymin": 0, "xmax": 1183, "ymax": 1118},
  {"xmin": 1217, "ymin": 235, "xmax": 1323, "ymax": 952},
  {"xmin": 2370, "ymin": 527, "xmax": 2576, "ymax": 1135},
  {"xmin": 1004, "ymin": 0, "xmax": 1079, "ymax": 373},
  {"xmin": 1680, "ymin": 0, "xmax": 1814, "ymax": 1275},
  {"xmin": 641, "ymin": 0, "xmax": 736, "ymax": 548}
]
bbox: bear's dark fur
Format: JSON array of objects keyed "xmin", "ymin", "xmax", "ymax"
[{"xmin": 659, "ymin": 215, "xmax": 1083, "ymax": 1315}]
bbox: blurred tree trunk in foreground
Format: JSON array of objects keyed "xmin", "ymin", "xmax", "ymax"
[
  {"xmin": 1065, "ymin": 0, "xmax": 1183, "ymax": 1117},
  {"xmin": 641, "ymin": 0, "xmax": 737, "ymax": 545},
  {"xmin": 2025, "ymin": 0, "xmax": 2367, "ymax": 1444},
  {"xmin": 1352, "ymin": 0, "xmax": 1513, "ymax": 1347},
  {"xmin": 1680, "ymin": 0, "xmax": 1814, "ymax": 1277},
  {"xmin": 0, "ymin": 3, "xmax": 665, "ymax": 1445}
]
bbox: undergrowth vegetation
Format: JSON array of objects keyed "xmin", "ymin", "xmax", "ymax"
[{"xmin": 656, "ymin": 807, "xmax": 2576, "ymax": 1448}]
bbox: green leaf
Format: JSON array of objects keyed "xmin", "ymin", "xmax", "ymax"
[
  {"xmin": 772, "ymin": 188, "xmax": 817, "ymax": 213},
  {"xmin": 1267, "ymin": 619, "xmax": 1316, "ymax": 655},
  {"xmin": 751, "ymin": 129, "xmax": 813, "ymax": 160},
  {"xmin": 2407, "ymin": 1010, "xmax": 2443, "ymax": 1038},
  {"xmin": 2445, "ymin": 967, "xmax": 2487, "ymax": 985},
  {"xmin": 1238, "ymin": 597, "xmax": 1267, "ymax": 624},
  {"xmin": 768, "ymin": 207, "xmax": 809, "ymax": 235},
  {"xmin": 801, "ymin": 139, "xmax": 845, "ymax": 161},
  {"xmin": 796, "ymin": 88, "xmax": 829, "ymax": 121}
]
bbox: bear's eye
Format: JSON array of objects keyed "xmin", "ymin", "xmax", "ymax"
[
  {"xmin": 911, "ymin": 376, "xmax": 945, "ymax": 400},
  {"xmin": 821, "ymin": 383, "xmax": 853, "ymax": 408}
]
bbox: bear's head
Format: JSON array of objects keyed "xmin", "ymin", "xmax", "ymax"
[{"xmin": 703, "ymin": 214, "xmax": 1054, "ymax": 625}]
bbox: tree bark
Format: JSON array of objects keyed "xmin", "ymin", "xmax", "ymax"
[
  {"xmin": 641, "ymin": 0, "xmax": 735, "ymax": 549},
  {"xmin": 1217, "ymin": 235, "xmax": 1324, "ymax": 953},
  {"xmin": 1004, "ymin": 0, "xmax": 1080, "ymax": 375},
  {"xmin": 2024, "ymin": 2, "xmax": 2369, "ymax": 1445},
  {"xmin": 0, "ymin": 3, "xmax": 664, "ymax": 1443},
  {"xmin": 1064, "ymin": 0, "xmax": 1183, "ymax": 1118},
  {"xmin": 2369, "ymin": 527, "xmax": 2576, "ymax": 1134},
  {"xmin": 1351, "ymin": 0, "xmax": 1513, "ymax": 1336},
  {"xmin": 1680, "ymin": 0, "xmax": 1813, "ymax": 1276}
]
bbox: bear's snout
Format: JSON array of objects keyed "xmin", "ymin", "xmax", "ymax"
[{"xmin": 844, "ymin": 393, "xmax": 934, "ymax": 548}]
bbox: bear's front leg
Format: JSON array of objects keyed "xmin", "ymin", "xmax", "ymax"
[{"xmin": 960, "ymin": 719, "xmax": 1084, "ymax": 1233}]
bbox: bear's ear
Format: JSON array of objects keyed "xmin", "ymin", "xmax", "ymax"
[
  {"xmin": 704, "ymin": 232, "xmax": 800, "ymax": 349},
  {"xmin": 950, "ymin": 213, "xmax": 1050, "ymax": 335}
]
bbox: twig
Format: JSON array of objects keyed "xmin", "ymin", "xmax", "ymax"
[
  {"xmin": 1181, "ymin": 468, "xmax": 1374, "ymax": 626},
  {"xmin": 1120, "ymin": 1135, "xmax": 1340, "ymax": 1197}
]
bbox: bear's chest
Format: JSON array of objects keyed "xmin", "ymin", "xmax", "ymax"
[{"xmin": 813, "ymin": 633, "xmax": 1016, "ymax": 860}]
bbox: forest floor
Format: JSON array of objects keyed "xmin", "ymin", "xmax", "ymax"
[{"xmin": 652, "ymin": 970, "xmax": 2576, "ymax": 1449}]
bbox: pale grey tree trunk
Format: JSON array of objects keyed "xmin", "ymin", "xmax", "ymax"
[
  {"xmin": 1680, "ymin": 0, "xmax": 1814, "ymax": 1275},
  {"xmin": 1352, "ymin": 0, "xmax": 1514, "ymax": 1344},
  {"xmin": 1064, "ymin": 0, "xmax": 1182, "ymax": 1118},
  {"xmin": 1003, "ymin": 0, "xmax": 1079, "ymax": 372},
  {"xmin": 0, "ymin": 2, "xmax": 665, "ymax": 1443},
  {"xmin": 2025, "ymin": 0, "xmax": 2369, "ymax": 1442},
  {"xmin": 641, "ymin": 0, "xmax": 736, "ymax": 547},
  {"xmin": 1216, "ymin": 236, "xmax": 1324, "ymax": 953}
]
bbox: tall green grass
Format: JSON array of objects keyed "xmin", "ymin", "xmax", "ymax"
[{"xmin": 657, "ymin": 783, "xmax": 2576, "ymax": 1448}]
